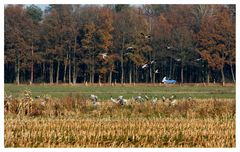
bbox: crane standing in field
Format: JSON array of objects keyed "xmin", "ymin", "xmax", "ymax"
[
  {"xmin": 90, "ymin": 94, "xmax": 99, "ymax": 106},
  {"xmin": 151, "ymin": 96, "xmax": 158, "ymax": 105},
  {"xmin": 133, "ymin": 95, "xmax": 149, "ymax": 103},
  {"xmin": 169, "ymin": 95, "xmax": 177, "ymax": 106},
  {"xmin": 111, "ymin": 96, "xmax": 128, "ymax": 105}
]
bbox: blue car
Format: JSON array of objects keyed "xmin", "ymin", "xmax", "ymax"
[{"xmin": 162, "ymin": 76, "xmax": 176, "ymax": 84}]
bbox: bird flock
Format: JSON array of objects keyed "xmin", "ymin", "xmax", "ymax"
[{"xmin": 89, "ymin": 94, "xmax": 186, "ymax": 107}]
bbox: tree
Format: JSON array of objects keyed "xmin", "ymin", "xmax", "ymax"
[
  {"xmin": 26, "ymin": 5, "xmax": 43, "ymax": 84},
  {"xmin": 42, "ymin": 8, "xmax": 62, "ymax": 83},
  {"xmin": 168, "ymin": 5, "xmax": 197, "ymax": 83},
  {"xmin": 5, "ymin": 5, "xmax": 33, "ymax": 84},
  {"xmin": 195, "ymin": 6, "xmax": 235, "ymax": 85}
]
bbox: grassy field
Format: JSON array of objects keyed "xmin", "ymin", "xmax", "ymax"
[
  {"xmin": 4, "ymin": 84, "xmax": 236, "ymax": 148},
  {"xmin": 4, "ymin": 83, "xmax": 236, "ymax": 99}
]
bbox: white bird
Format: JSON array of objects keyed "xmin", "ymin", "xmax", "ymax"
[
  {"xmin": 134, "ymin": 96, "xmax": 145, "ymax": 103},
  {"xmin": 133, "ymin": 95, "xmax": 148, "ymax": 103},
  {"xmin": 122, "ymin": 99, "xmax": 128, "ymax": 105},
  {"xmin": 99, "ymin": 53, "xmax": 108, "ymax": 59},
  {"xmin": 142, "ymin": 64, "xmax": 148, "ymax": 69},
  {"xmin": 169, "ymin": 95, "xmax": 175, "ymax": 100},
  {"xmin": 162, "ymin": 76, "xmax": 167, "ymax": 83},
  {"xmin": 151, "ymin": 96, "xmax": 158, "ymax": 104},
  {"xmin": 196, "ymin": 58, "xmax": 201, "ymax": 61},
  {"xmin": 161, "ymin": 96, "xmax": 166, "ymax": 102},
  {"xmin": 90, "ymin": 94, "xmax": 98, "ymax": 105},
  {"xmin": 155, "ymin": 69, "xmax": 159, "ymax": 73},
  {"xmin": 127, "ymin": 47, "xmax": 133, "ymax": 50},
  {"xmin": 111, "ymin": 96, "xmax": 128, "ymax": 105},
  {"xmin": 169, "ymin": 95, "xmax": 177, "ymax": 106},
  {"xmin": 171, "ymin": 99, "xmax": 177, "ymax": 106},
  {"xmin": 144, "ymin": 95, "xmax": 149, "ymax": 101},
  {"xmin": 150, "ymin": 60, "xmax": 155, "ymax": 64},
  {"xmin": 110, "ymin": 97, "xmax": 118, "ymax": 104},
  {"xmin": 117, "ymin": 96, "xmax": 128, "ymax": 105},
  {"xmin": 175, "ymin": 58, "xmax": 181, "ymax": 62},
  {"xmin": 167, "ymin": 46, "xmax": 171, "ymax": 49},
  {"xmin": 187, "ymin": 96, "xmax": 193, "ymax": 101}
]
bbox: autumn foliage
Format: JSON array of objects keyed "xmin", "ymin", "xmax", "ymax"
[{"xmin": 4, "ymin": 4, "xmax": 235, "ymax": 84}]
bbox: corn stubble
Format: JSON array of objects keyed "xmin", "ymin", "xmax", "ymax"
[{"xmin": 4, "ymin": 94, "xmax": 235, "ymax": 148}]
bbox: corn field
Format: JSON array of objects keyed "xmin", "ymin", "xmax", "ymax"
[{"xmin": 4, "ymin": 90, "xmax": 236, "ymax": 147}]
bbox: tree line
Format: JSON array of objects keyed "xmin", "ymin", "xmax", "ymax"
[{"xmin": 4, "ymin": 4, "xmax": 235, "ymax": 85}]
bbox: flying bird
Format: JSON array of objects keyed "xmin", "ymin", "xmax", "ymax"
[
  {"xmin": 167, "ymin": 46, "xmax": 171, "ymax": 50},
  {"xmin": 150, "ymin": 60, "xmax": 155, "ymax": 64},
  {"xmin": 99, "ymin": 53, "xmax": 108, "ymax": 59},
  {"xmin": 142, "ymin": 64, "xmax": 148, "ymax": 69},
  {"xmin": 127, "ymin": 47, "xmax": 134, "ymax": 50},
  {"xmin": 155, "ymin": 69, "xmax": 159, "ymax": 73}
]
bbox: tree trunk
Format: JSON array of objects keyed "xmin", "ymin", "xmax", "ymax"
[
  {"xmin": 135, "ymin": 65, "xmax": 138, "ymax": 83},
  {"xmin": 230, "ymin": 64, "xmax": 235, "ymax": 83},
  {"xmin": 43, "ymin": 62, "xmax": 46, "ymax": 83},
  {"xmin": 221, "ymin": 67, "xmax": 225, "ymax": 86},
  {"xmin": 30, "ymin": 43, "xmax": 34, "ymax": 84},
  {"xmin": 133, "ymin": 64, "xmax": 135, "ymax": 83},
  {"xmin": 207, "ymin": 70, "xmax": 210, "ymax": 84},
  {"xmin": 146, "ymin": 68, "xmax": 148, "ymax": 83},
  {"xmin": 89, "ymin": 67, "xmax": 92, "ymax": 83},
  {"xmin": 153, "ymin": 56, "xmax": 156, "ymax": 83},
  {"xmin": 172, "ymin": 63, "xmax": 176, "ymax": 80},
  {"xmin": 205, "ymin": 64, "xmax": 210, "ymax": 84},
  {"xmin": 129, "ymin": 64, "xmax": 132, "ymax": 84},
  {"xmin": 181, "ymin": 63, "xmax": 184, "ymax": 84},
  {"xmin": 15, "ymin": 55, "xmax": 20, "ymax": 85},
  {"xmin": 83, "ymin": 72, "xmax": 86, "ymax": 83},
  {"xmin": 56, "ymin": 60, "xmax": 60, "ymax": 84},
  {"xmin": 91, "ymin": 52, "xmax": 95, "ymax": 83},
  {"xmin": 98, "ymin": 75, "xmax": 101, "ymax": 86},
  {"xmin": 50, "ymin": 61, "xmax": 53, "ymax": 84},
  {"xmin": 169, "ymin": 58, "xmax": 172, "ymax": 79},
  {"xmin": 68, "ymin": 51, "xmax": 71, "ymax": 84},
  {"xmin": 121, "ymin": 34, "xmax": 124, "ymax": 84},
  {"xmin": 73, "ymin": 36, "xmax": 77, "ymax": 84},
  {"xmin": 109, "ymin": 70, "xmax": 112, "ymax": 84},
  {"xmin": 149, "ymin": 64, "xmax": 152, "ymax": 83},
  {"xmin": 63, "ymin": 60, "xmax": 67, "ymax": 83}
]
